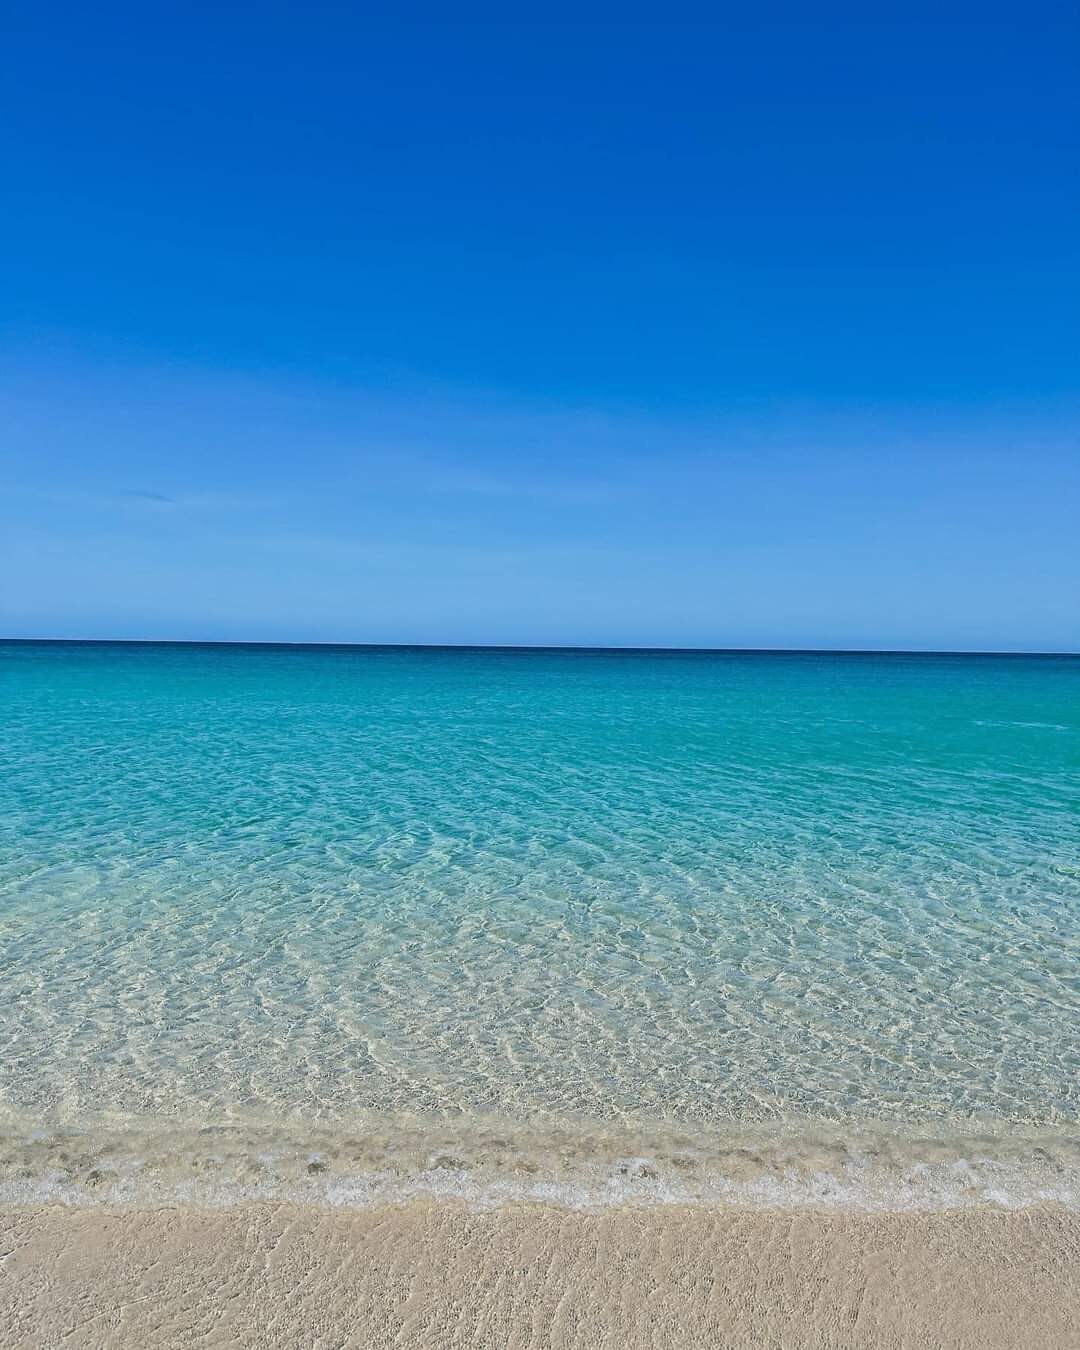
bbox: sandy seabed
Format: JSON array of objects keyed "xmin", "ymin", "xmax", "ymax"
[{"xmin": 2, "ymin": 1201, "xmax": 1078, "ymax": 1349}]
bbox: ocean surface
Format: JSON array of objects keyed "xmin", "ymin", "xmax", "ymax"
[{"xmin": 1, "ymin": 641, "xmax": 1078, "ymax": 1211}]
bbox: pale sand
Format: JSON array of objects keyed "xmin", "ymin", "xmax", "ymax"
[{"xmin": 2, "ymin": 1202, "xmax": 1078, "ymax": 1349}]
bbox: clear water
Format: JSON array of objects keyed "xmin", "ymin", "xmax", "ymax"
[{"xmin": 1, "ymin": 641, "xmax": 1078, "ymax": 1209}]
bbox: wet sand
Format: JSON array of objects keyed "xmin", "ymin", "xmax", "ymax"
[{"xmin": 2, "ymin": 1201, "xmax": 1078, "ymax": 1348}]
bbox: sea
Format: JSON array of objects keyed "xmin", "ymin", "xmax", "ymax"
[{"xmin": 1, "ymin": 640, "xmax": 1078, "ymax": 1211}]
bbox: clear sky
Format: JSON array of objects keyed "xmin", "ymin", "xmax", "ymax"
[{"xmin": 3, "ymin": 8, "xmax": 1078, "ymax": 650}]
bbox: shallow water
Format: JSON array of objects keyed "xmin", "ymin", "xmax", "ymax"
[{"xmin": 1, "ymin": 642, "xmax": 1078, "ymax": 1208}]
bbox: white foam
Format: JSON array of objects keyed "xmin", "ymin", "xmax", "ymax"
[{"xmin": 3, "ymin": 1152, "xmax": 1079, "ymax": 1216}]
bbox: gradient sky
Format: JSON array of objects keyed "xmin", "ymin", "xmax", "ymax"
[{"xmin": 2, "ymin": 9, "xmax": 1078, "ymax": 649}]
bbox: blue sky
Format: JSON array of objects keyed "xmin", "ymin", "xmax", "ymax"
[{"xmin": 2, "ymin": 9, "xmax": 1078, "ymax": 649}]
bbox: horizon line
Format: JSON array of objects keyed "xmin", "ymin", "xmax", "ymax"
[{"xmin": 2, "ymin": 637, "xmax": 1078, "ymax": 658}]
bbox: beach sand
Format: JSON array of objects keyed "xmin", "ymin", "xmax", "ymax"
[{"xmin": 2, "ymin": 1201, "xmax": 1078, "ymax": 1348}]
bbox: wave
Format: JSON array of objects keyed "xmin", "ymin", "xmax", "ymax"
[{"xmin": 2, "ymin": 1110, "xmax": 1078, "ymax": 1214}]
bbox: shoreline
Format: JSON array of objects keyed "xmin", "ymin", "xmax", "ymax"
[
  {"xmin": 3, "ymin": 1112, "xmax": 1079, "ymax": 1215},
  {"xmin": 4, "ymin": 1198, "xmax": 1079, "ymax": 1348},
  {"xmin": 6, "ymin": 1112, "xmax": 1080, "ymax": 1220}
]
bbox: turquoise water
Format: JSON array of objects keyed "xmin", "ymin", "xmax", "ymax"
[{"xmin": 1, "ymin": 641, "xmax": 1078, "ymax": 1208}]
